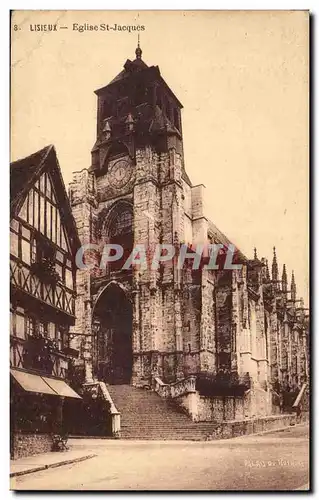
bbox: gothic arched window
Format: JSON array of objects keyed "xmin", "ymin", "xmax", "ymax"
[
  {"xmin": 106, "ymin": 205, "xmax": 133, "ymax": 272},
  {"xmin": 109, "ymin": 210, "xmax": 133, "ymax": 237}
]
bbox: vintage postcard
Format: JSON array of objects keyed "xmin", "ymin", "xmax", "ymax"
[{"xmin": 10, "ymin": 10, "xmax": 309, "ymax": 491}]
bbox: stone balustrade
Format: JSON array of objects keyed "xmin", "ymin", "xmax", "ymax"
[
  {"xmin": 292, "ymin": 382, "xmax": 309, "ymax": 411},
  {"xmin": 98, "ymin": 382, "xmax": 121, "ymax": 437},
  {"xmin": 83, "ymin": 381, "xmax": 121, "ymax": 437},
  {"xmin": 154, "ymin": 375, "xmax": 197, "ymax": 399}
]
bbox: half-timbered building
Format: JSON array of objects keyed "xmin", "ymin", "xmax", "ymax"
[{"xmin": 10, "ymin": 145, "xmax": 81, "ymax": 458}]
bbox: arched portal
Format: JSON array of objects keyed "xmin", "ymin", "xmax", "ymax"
[{"xmin": 92, "ymin": 283, "xmax": 132, "ymax": 385}]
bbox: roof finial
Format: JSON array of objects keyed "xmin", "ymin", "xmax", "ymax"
[
  {"xmin": 265, "ymin": 259, "xmax": 270, "ymax": 281},
  {"xmin": 272, "ymin": 246, "xmax": 278, "ymax": 287},
  {"xmin": 282, "ymin": 264, "xmax": 287, "ymax": 292},
  {"xmin": 135, "ymin": 34, "xmax": 142, "ymax": 59},
  {"xmin": 291, "ymin": 270, "xmax": 297, "ymax": 302},
  {"xmin": 253, "ymin": 247, "xmax": 258, "ymax": 260}
]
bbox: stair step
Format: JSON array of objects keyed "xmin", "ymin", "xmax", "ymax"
[{"xmin": 106, "ymin": 384, "xmax": 220, "ymax": 441}]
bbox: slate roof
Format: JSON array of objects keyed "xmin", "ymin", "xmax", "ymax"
[
  {"xmin": 10, "ymin": 145, "xmax": 51, "ymax": 206},
  {"xmin": 208, "ymin": 219, "xmax": 248, "ymax": 262},
  {"xmin": 109, "ymin": 58, "xmax": 149, "ymax": 85},
  {"xmin": 10, "ymin": 145, "xmax": 80, "ymax": 254}
]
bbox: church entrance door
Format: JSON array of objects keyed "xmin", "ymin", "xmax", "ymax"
[{"xmin": 93, "ymin": 284, "xmax": 132, "ymax": 385}]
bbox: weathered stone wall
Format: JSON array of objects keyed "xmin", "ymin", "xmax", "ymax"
[
  {"xmin": 182, "ymin": 180, "xmax": 193, "ymax": 245},
  {"xmin": 204, "ymin": 413, "xmax": 305, "ymax": 441},
  {"xmin": 11, "ymin": 432, "xmax": 52, "ymax": 460},
  {"xmin": 69, "ymin": 169, "xmax": 97, "ymax": 370},
  {"xmin": 196, "ymin": 395, "xmax": 245, "ymax": 422},
  {"xmin": 215, "ymin": 271, "xmax": 232, "ymax": 372},
  {"xmin": 69, "ymin": 138, "xmax": 308, "ymax": 415},
  {"xmin": 191, "ymin": 184, "xmax": 208, "ymax": 245},
  {"xmin": 246, "ymin": 386, "xmax": 272, "ymax": 418},
  {"xmin": 199, "ymin": 270, "xmax": 216, "ymax": 373}
]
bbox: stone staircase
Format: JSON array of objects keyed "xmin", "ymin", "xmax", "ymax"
[{"xmin": 107, "ymin": 384, "xmax": 217, "ymax": 440}]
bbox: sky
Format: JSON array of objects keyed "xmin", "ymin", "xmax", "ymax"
[{"xmin": 11, "ymin": 10, "xmax": 309, "ymax": 304}]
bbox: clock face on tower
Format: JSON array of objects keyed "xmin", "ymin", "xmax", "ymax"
[{"xmin": 108, "ymin": 159, "xmax": 132, "ymax": 189}]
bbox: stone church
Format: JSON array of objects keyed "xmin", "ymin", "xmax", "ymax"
[{"xmin": 69, "ymin": 44, "xmax": 309, "ymax": 432}]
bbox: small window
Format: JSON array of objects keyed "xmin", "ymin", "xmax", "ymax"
[
  {"xmin": 56, "ymin": 326, "xmax": 64, "ymax": 351},
  {"xmin": 56, "ymin": 250, "xmax": 64, "ymax": 263},
  {"xmin": 10, "ymin": 219, "xmax": 19, "ymax": 232},
  {"xmin": 10, "ymin": 230, "xmax": 19, "ymax": 257},
  {"xmin": 16, "ymin": 314, "xmax": 25, "ymax": 340},
  {"xmin": 31, "ymin": 238, "xmax": 37, "ymax": 264},
  {"xmin": 21, "ymin": 239, "xmax": 30, "ymax": 265},
  {"xmin": 48, "ymin": 322, "xmax": 55, "ymax": 340},
  {"xmin": 38, "ymin": 321, "xmax": 48, "ymax": 338},
  {"xmin": 21, "ymin": 226, "xmax": 30, "ymax": 240},
  {"xmin": 55, "ymin": 262, "xmax": 63, "ymax": 281},
  {"xmin": 26, "ymin": 316, "xmax": 35, "ymax": 337}
]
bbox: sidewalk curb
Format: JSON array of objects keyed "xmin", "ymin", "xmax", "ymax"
[
  {"xmin": 10, "ymin": 453, "xmax": 97, "ymax": 478},
  {"xmin": 230, "ymin": 421, "xmax": 309, "ymax": 441}
]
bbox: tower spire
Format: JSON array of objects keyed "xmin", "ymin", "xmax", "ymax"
[
  {"xmin": 265, "ymin": 259, "xmax": 270, "ymax": 281},
  {"xmin": 282, "ymin": 264, "xmax": 287, "ymax": 292},
  {"xmin": 253, "ymin": 247, "xmax": 258, "ymax": 260},
  {"xmin": 135, "ymin": 34, "xmax": 142, "ymax": 59},
  {"xmin": 291, "ymin": 270, "xmax": 297, "ymax": 302},
  {"xmin": 272, "ymin": 246, "xmax": 278, "ymax": 286}
]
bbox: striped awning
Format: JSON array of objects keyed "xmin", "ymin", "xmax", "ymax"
[
  {"xmin": 42, "ymin": 376, "xmax": 81, "ymax": 399},
  {"xmin": 11, "ymin": 369, "xmax": 81, "ymax": 399}
]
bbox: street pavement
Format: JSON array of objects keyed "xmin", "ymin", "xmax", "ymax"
[{"xmin": 11, "ymin": 423, "xmax": 309, "ymax": 491}]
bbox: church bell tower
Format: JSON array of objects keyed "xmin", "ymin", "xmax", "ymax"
[
  {"xmin": 71, "ymin": 42, "xmax": 194, "ymax": 386},
  {"xmin": 90, "ymin": 41, "xmax": 185, "ymax": 176}
]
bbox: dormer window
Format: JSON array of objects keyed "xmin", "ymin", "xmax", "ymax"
[{"xmin": 102, "ymin": 119, "xmax": 111, "ymax": 140}]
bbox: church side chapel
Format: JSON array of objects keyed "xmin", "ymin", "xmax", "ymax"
[{"xmin": 68, "ymin": 43, "xmax": 309, "ymax": 439}]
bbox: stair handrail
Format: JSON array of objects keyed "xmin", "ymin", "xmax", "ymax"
[
  {"xmin": 84, "ymin": 381, "xmax": 121, "ymax": 437},
  {"xmin": 154, "ymin": 375, "xmax": 197, "ymax": 399},
  {"xmin": 153, "ymin": 377, "xmax": 171, "ymax": 398},
  {"xmin": 292, "ymin": 382, "xmax": 308, "ymax": 408}
]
